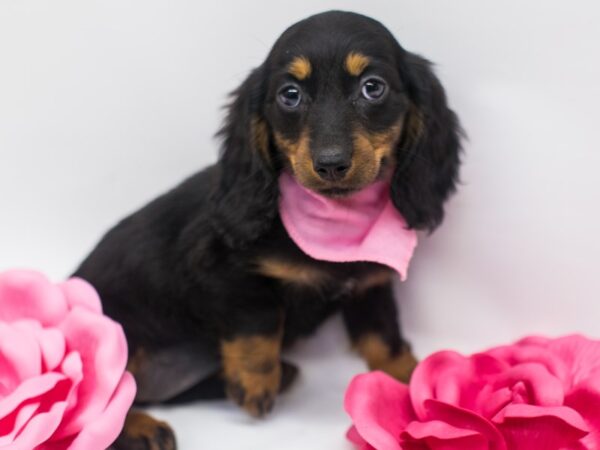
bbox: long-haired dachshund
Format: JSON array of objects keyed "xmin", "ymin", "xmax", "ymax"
[{"xmin": 76, "ymin": 10, "xmax": 461, "ymax": 449}]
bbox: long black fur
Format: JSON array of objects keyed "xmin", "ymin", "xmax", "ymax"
[
  {"xmin": 209, "ymin": 65, "xmax": 279, "ymax": 248},
  {"xmin": 392, "ymin": 52, "xmax": 462, "ymax": 231}
]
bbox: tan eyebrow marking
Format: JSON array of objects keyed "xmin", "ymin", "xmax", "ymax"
[
  {"xmin": 345, "ymin": 52, "xmax": 370, "ymax": 76},
  {"xmin": 287, "ymin": 56, "xmax": 312, "ymax": 80}
]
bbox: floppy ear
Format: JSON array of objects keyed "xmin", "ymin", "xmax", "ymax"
[
  {"xmin": 210, "ymin": 65, "xmax": 278, "ymax": 248},
  {"xmin": 392, "ymin": 53, "xmax": 462, "ymax": 232}
]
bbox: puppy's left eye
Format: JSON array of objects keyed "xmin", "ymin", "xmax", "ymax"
[{"xmin": 361, "ymin": 77, "xmax": 387, "ymax": 101}]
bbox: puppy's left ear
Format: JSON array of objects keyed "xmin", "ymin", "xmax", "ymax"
[
  {"xmin": 210, "ymin": 65, "xmax": 278, "ymax": 248},
  {"xmin": 392, "ymin": 53, "xmax": 462, "ymax": 232}
]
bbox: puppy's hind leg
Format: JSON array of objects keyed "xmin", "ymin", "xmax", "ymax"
[
  {"xmin": 109, "ymin": 342, "xmax": 220, "ymax": 450},
  {"xmin": 163, "ymin": 360, "xmax": 299, "ymax": 404},
  {"xmin": 126, "ymin": 339, "xmax": 300, "ymax": 406},
  {"xmin": 128, "ymin": 343, "xmax": 221, "ymax": 404}
]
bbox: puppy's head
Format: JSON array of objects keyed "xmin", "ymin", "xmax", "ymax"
[
  {"xmin": 265, "ymin": 12, "xmax": 411, "ymax": 197},
  {"xmin": 214, "ymin": 11, "xmax": 462, "ymax": 246}
]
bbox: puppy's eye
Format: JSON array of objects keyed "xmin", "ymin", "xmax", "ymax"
[
  {"xmin": 277, "ymin": 85, "xmax": 302, "ymax": 109},
  {"xmin": 361, "ymin": 78, "xmax": 387, "ymax": 101}
]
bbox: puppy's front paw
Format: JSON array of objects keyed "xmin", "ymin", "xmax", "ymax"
[
  {"xmin": 221, "ymin": 335, "xmax": 284, "ymax": 417},
  {"xmin": 357, "ymin": 335, "xmax": 419, "ymax": 384},
  {"xmin": 377, "ymin": 347, "xmax": 418, "ymax": 383},
  {"xmin": 225, "ymin": 363, "xmax": 281, "ymax": 417},
  {"xmin": 111, "ymin": 411, "xmax": 176, "ymax": 450}
]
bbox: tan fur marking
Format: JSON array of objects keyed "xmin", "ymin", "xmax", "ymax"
[
  {"xmin": 221, "ymin": 335, "xmax": 282, "ymax": 417},
  {"xmin": 349, "ymin": 120, "xmax": 404, "ymax": 187},
  {"xmin": 274, "ymin": 129, "xmax": 319, "ymax": 187},
  {"xmin": 288, "ymin": 56, "xmax": 312, "ymax": 80},
  {"xmin": 256, "ymin": 257, "xmax": 329, "ymax": 286},
  {"xmin": 355, "ymin": 270, "xmax": 395, "ymax": 294},
  {"xmin": 356, "ymin": 334, "xmax": 418, "ymax": 383},
  {"xmin": 251, "ymin": 116, "xmax": 271, "ymax": 166},
  {"xmin": 402, "ymin": 104, "xmax": 425, "ymax": 147},
  {"xmin": 345, "ymin": 52, "xmax": 370, "ymax": 76},
  {"xmin": 126, "ymin": 347, "xmax": 146, "ymax": 377},
  {"xmin": 120, "ymin": 411, "xmax": 175, "ymax": 450}
]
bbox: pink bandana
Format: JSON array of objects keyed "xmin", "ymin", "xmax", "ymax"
[{"xmin": 278, "ymin": 172, "xmax": 418, "ymax": 280}]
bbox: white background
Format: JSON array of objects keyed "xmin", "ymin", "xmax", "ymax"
[{"xmin": 1, "ymin": 1, "xmax": 600, "ymax": 449}]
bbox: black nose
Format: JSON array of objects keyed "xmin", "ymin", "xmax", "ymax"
[{"xmin": 313, "ymin": 149, "xmax": 351, "ymax": 181}]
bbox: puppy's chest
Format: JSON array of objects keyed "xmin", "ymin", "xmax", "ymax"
[
  {"xmin": 250, "ymin": 219, "xmax": 395, "ymax": 299},
  {"xmin": 254, "ymin": 254, "xmax": 394, "ymax": 300}
]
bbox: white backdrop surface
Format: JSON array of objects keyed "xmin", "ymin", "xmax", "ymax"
[{"xmin": 1, "ymin": 1, "xmax": 600, "ymax": 449}]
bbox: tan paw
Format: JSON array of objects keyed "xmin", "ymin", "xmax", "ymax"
[
  {"xmin": 225, "ymin": 363, "xmax": 281, "ymax": 417},
  {"xmin": 110, "ymin": 411, "xmax": 176, "ymax": 450},
  {"xmin": 376, "ymin": 348, "xmax": 418, "ymax": 383},
  {"xmin": 221, "ymin": 335, "xmax": 283, "ymax": 417},
  {"xmin": 357, "ymin": 334, "xmax": 419, "ymax": 384}
]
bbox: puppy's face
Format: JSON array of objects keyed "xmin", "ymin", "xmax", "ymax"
[
  {"xmin": 262, "ymin": 13, "xmax": 410, "ymax": 196},
  {"xmin": 217, "ymin": 11, "xmax": 460, "ymax": 236}
]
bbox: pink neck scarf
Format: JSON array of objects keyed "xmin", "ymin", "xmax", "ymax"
[{"xmin": 278, "ymin": 172, "xmax": 418, "ymax": 280}]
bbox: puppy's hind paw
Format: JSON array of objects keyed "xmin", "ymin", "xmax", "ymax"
[{"xmin": 110, "ymin": 411, "xmax": 176, "ymax": 450}]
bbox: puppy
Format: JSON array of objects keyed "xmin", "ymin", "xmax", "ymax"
[{"xmin": 77, "ymin": 10, "xmax": 461, "ymax": 450}]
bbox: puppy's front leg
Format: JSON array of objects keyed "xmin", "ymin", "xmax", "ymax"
[
  {"xmin": 220, "ymin": 306, "xmax": 283, "ymax": 417},
  {"xmin": 342, "ymin": 282, "xmax": 417, "ymax": 383}
]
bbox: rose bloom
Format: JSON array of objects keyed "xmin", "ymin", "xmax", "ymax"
[
  {"xmin": 0, "ymin": 269, "xmax": 136, "ymax": 449},
  {"xmin": 345, "ymin": 335, "xmax": 600, "ymax": 450}
]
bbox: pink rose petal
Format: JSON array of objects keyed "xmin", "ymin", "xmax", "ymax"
[
  {"xmin": 423, "ymin": 400, "xmax": 507, "ymax": 450},
  {"xmin": 345, "ymin": 371, "xmax": 416, "ymax": 450},
  {"xmin": 490, "ymin": 362, "xmax": 565, "ymax": 407},
  {"xmin": 58, "ymin": 352, "xmax": 84, "ymax": 417},
  {"xmin": 0, "ymin": 323, "xmax": 42, "ymax": 387},
  {"xmin": 11, "ymin": 320, "xmax": 66, "ymax": 373},
  {"xmin": 1, "ymin": 375, "xmax": 73, "ymax": 448},
  {"xmin": 66, "ymin": 372, "xmax": 137, "ymax": 450},
  {"xmin": 401, "ymin": 420, "xmax": 490, "ymax": 450},
  {"xmin": 0, "ymin": 402, "xmax": 40, "ymax": 446},
  {"xmin": 54, "ymin": 308, "xmax": 128, "ymax": 439},
  {"xmin": 565, "ymin": 384, "xmax": 600, "ymax": 448},
  {"xmin": 477, "ymin": 385, "xmax": 518, "ymax": 420},
  {"xmin": 488, "ymin": 340, "xmax": 569, "ymax": 386},
  {"xmin": 410, "ymin": 351, "xmax": 506, "ymax": 418},
  {"xmin": 0, "ymin": 270, "xmax": 68, "ymax": 326},
  {"xmin": 8, "ymin": 401, "xmax": 68, "ymax": 450},
  {"xmin": 346, "ymin": 426, "xmax": 375, "ymax": 450},
  {"xmin": 546, "ymin": 335, "xmax": 600, "ymax": 390},
  {"xmin": 494, "ymin": 404, "xmax": 589, "ymax": 449},
  {"xmin": 0, "ymin": 373, "xmax": 65, "ymax": 421},
  {"xmin": 59, "ymin": 278, "xmax": 102, "ymax": 315}
]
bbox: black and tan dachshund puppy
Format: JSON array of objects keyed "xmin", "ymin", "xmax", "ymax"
[{"xmin": 76, "ymin": 10, "xmax": 461, "ymax": 449}]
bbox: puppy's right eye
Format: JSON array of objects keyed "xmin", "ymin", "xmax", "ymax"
[{"xmin": 277, "ymin": 85, "xmax": 302, "ymax": 109}]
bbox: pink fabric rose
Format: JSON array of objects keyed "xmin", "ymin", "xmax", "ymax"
[
  {"xmin": 0, "ymin": 269, "xmax": 136, "ymax": 450},
  {"xmin": 345, "ymin": 335, "xmax": 600, "ymax": 449}
]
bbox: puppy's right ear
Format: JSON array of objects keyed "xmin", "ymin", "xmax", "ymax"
[{"xmin": 210, "ymin": 65, "xmax": 279, "ymax": 248}]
